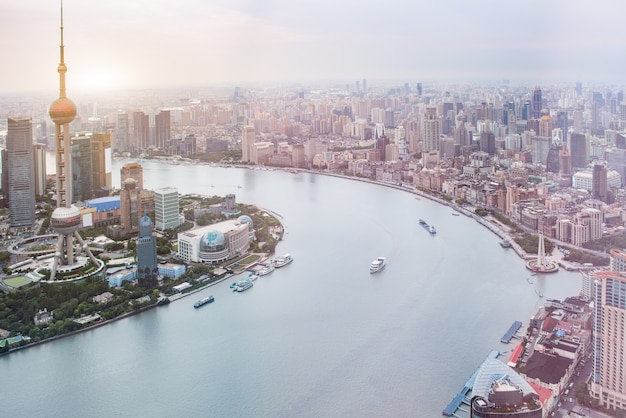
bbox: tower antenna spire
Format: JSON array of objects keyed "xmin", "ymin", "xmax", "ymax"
[{"xmin": 57, "ymin": 0, "xmax": 68, "ymax": 98}]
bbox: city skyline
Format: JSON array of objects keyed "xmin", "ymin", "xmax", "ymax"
[{"xmin": 3, "ymin": 0, "xmax": 626, "ymax": 93}]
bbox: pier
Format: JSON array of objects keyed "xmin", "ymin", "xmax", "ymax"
[
  {"xmin": 442, "ymin": 349, "xmax": 500, "ymax": 416},
  {"xmin": 500, "ymin": 320, "xmax": 522, "ymax": 343}
]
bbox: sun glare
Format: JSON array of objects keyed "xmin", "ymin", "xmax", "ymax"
[{"xmin": 81, "ymin": 71, "xmax": 120, "ymax": 91}]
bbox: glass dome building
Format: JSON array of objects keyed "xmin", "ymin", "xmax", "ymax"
[{"xmin": 198, "ymin": 230, "xmax": 229, "ymax": 263}]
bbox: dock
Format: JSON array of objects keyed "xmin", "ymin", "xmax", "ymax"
[
  {"xmin": 442, "ymin": 349, "xmax": 500, "ymax": 416},
  {"xmin": 500, "ymin": 320, "xmax": 522, "ymax": 343}
]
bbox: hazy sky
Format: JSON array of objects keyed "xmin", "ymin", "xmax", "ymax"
[{"xmin": 2, "ymin": 0, "xmax": 626, "ymax": 93}]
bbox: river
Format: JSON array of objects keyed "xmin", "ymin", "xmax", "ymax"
[{"xmin": 1, "ymin": 159, "xmax": 582, "ymax": 417}]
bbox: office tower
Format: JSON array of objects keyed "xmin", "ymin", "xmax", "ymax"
[
  {"xmin": 575, "ymin": 81, "xmax": 582, "ymax": 95},
  {"xmin": 154, "ymin": 187, "xmax": 180, "ymax": 231},
  {"xmin": 570, "ymin": 133, "xmax": 588, "ymax": 169},
  {"xmin": 130, "ymin": 110, "xmax": 149, "ymax": 152},
  {"xmin": 0, "ymin": 149, "xmax": 8, "ymax": 206},
  {"xmin": 522, "ymin": 101, "xmax": 531, "ymax": 121},
  {"xmin": 592, "ymin": 163, "xmax": 608, "ymax": 202},
  {"xmin": 48, "ymin": 5, "xmax": 99, "ymax": 280},
  {"xmin": 532, "ymin": 86, "xmax": 542, "ymax": 118},
  {"xmin": 545, "ymin": 139, "xmax": 561, "ymax": 173},
  {"xmin": 71, "ymin": 132, "xmax": 93, "ymax": 201},
  {"xmin": 416, "ymin": 83, "xmax": 422, "ymax": 96},
  {"xmin": 470, "ymin": 358, "xmax": 542, "ymax": 417},
  {"xmin": 91, "ymin": 132, "xmax": 111, "ymax": 195},
  {"xmin": 116, "ymin": 113, "xmax": 129, "ymax": 152},
  {"xmin": 120, "ymin": 161, "xmax": 144, "ymax": 190},
  {"xmin": 478, "ymin": 131, "xmax": 495, "ymax": 155},
  {"xmin": 573, "ymin": 109, "xmax": 583, "ymax": 132},
  {"xmin": 591, "ymin": 271, "xmax": 626, "ymax": 411},
  {"xmin": 119, "ymin": 178, "xmax": 140, "ymax": 235},
  {"xmin": 423, "ymin": 107, "xmax": 440, "ymax": 152},
  {"xmin": 559, "ymin": 149, "xmax": 571, "ymax": 177},
  {"xmin": 539, "ymin": 115, "xmax": 552, "ymax": 137},
  {"xmin": 376, "ymin": 134, "xmax": 389, "ymax": 161},
  {"xmin": 556, "ymin": 111, "xmax": 568, "ymax": 143},
  {"xmin": 136, "ymin": 213, "xmax": 158, "ymax": 288},
  {"xmin": 6, "ymin": 118, "xmax": 36, "ymax": 230},
  {"xmin": 241, "ymin": 125, "xmax": 255, "ymax": 163},
  {"xmin": 606, "ymin": 147, "xmax": 626, "ymax": 184},
  {"xmin": 33, "ymin": 143, "xmax": 47, "ymax": 197},
  {"xmin": 154, "ymin": 110, "xmax": 170, "ymax": 150}
]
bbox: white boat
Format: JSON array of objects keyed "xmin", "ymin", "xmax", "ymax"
[
  {"xmin": 235, "ymin": 278, "xmax": 254, "ymax": 292},
  {"xmin": 370, "ymin": 257, "xmax": 386, "ymax": 273},
  {"xmin": 273, "ymin": 254, "xmax": 293, "ymax": 268},
  {"xmin": 258, "ymin": 264, "xmax": 275, "ymax": 276}
]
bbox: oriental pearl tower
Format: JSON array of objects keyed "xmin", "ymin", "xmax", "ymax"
[{"xmin": 48, "ymin": 1, "xmax": 100, "ymax": 281}]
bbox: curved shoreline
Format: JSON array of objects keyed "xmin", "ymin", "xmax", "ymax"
[{"xmin": 3, "ymin": 162, "xmax": 582, "ymax": 355}]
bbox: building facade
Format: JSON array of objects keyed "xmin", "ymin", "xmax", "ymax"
[
  {"xmin": 591, "ymin": 271, "xmax": 626, "ymax": 411},
  {"xmin": 7, "ymin": 117, "xmax": 36, "ymax": 230},
  {"xmin": 154, "ymin": 187, "xmax": 180, "ymax": 231},
  {"xmin": 177, "ymin": 218, "xmax": 251, "ymax": 264},
  {"xmin": 136, "ymin": 214, "xmax": 158, "ymax": 288}
]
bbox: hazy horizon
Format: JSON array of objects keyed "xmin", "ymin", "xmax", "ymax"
[{"xmin": 3, "ymin": 0, "xmax": 626, "ymax": 94}]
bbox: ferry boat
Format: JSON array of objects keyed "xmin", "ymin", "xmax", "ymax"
[
  {"xmin": 370, "ymin": 257, "xmax": 386, "ymax": 273},
  {"xmin": 258, "ymin": 264, "xmax": 274, "ymax": 276},
  {"xmin": 273, "ymin": 254, "xmax": 293, "ymax": 268},
  {"xmin": 236, "ymin": 278, "xmax": 254, "ymax": 292},
  {"xmin": 500, "ymin": 240, "xmax": 512, "ymax": 248},
  {"xmin": 248, "ymin": 273, "xmax": 259, "ymax": 281},
  {"xmin": 418, "ymin": 219, "xmax": 437, "ymax": 235},
  {"xmin": 193, "ymin": 295, "xmax": 214, "ymax": 308}
]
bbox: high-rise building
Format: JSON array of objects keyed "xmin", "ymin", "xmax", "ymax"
[
  {"xmin": 532, "ymin": 86, "xmax": 542, "ymax": 119},
  {"xmin": 591, "ymin": 270, "xmax": 626, "ymax": 411},
  {"xmin": 130, "ymin": 110, "xmax": 149, "ymax": 152},
  {"xmin": 120, "ymin": 161, "xmax": 144, "ymax": 190},
  {"xmin": 154, "ymin": 110, "xmax": 170, "ymax": 150},
  {"xmin": 33, "ymin": 143, "xmax": 47, "ymax": 197},
  {"xmin": 154, "ymin": 187, "xmax": 180, "ymax": 231},
  {"xmin": 423, "ymin": 107, "xmax": 440, "ymax": 152},
  {"xmin": 7, "ymin": 117, "xmax": 36, "ymax": 230},
  {"xmin": 91, "ymin": 132, "xmax": 111, "ymax": 195},
  {"xmin": 241, "ymin": 125, "xmax": 255, "ymax": 163},
  {"xmin": 48, "ymin": 5, "xmax": 100, "ymax": 280},
  {"xmin": 116, "ymin": 113, "xmax": 129, "ymax": 152},
  {"xmin": 119, "ymin": 178, "xmax": 140, "ymax": 235},
  {"xmin": 136, "ymin": 214, "xmax": 158, "ymax": 288},
  {"xmin": 479, "ymin": 131, "xmax": 495, "ymax": 155},
  {"xmin": 592, "ymin": 163, "xmax": 608, "ymax": 202},
  {"xmin": 570, "ymin": 133, "xmax": 588, "ymax": 169},
  {"xmin": 71, "ymin": 132, "xmax": 93, "ymax": 201}
]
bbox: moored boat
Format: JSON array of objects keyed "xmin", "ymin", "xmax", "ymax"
[
  {"xmin": 258, "ymin": 264, "xmax": 274, "ymax": 276},
  {"xmin": 370, "ymin": 257, "xmax": 386, "ymax": 273},
  {"xmin": 273, "ymin": 254, "xmax": 293, "ymax": 268},
  {"xmin": 235, "ymin": 278, "xmax": 254, "ymax": 292},
  {"xmin": 193, "ymin": 295, "xmax": 214, "ymax": 308}
]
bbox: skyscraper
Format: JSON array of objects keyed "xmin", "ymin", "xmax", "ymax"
[
  {"xmin": 71, "ymin": 132, "xmax": 93, "ymax": 201},
  {"xmin": 570, "ymin": 133, "xmax": 588, "ymax": 169},
  {"xmin": 591, "ymin": 270, "xmax": 626, "ymax": 411},
  {"xmin": 136, "ymin": 214, "xmax": 158, "ymax": 288},
  {"xmin": 532, "ymin": 86, "xmax": 542, "ymax": 119},
  {"xmin": 241, "ymin": 125, "xmax": 255, "ymax": 163},
  {"xmin": 6, "ymin": 117, "xmax": 36, "ymax": 230},
  {"xmin": 423, "ymin": 107, "xmax": 440, "ymax": 152},
  {"xmin": 33, "ymin": 143, "xmax": 47, "ymax": 197},
  {"xmin": 48, "ymin": 3, "xmax": 100, "ymax": 280},
  {"xmin": 91, "ymin": 132, "xmax": 111, "ymax": 195},
  {"xmin": 154, "ymin": 110, "xmax": 170, "ymax": 150}
]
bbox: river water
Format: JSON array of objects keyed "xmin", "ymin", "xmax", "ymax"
[{"xmin": 2, "ymin": 159, "xmax": 582, "ymax": 417}]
